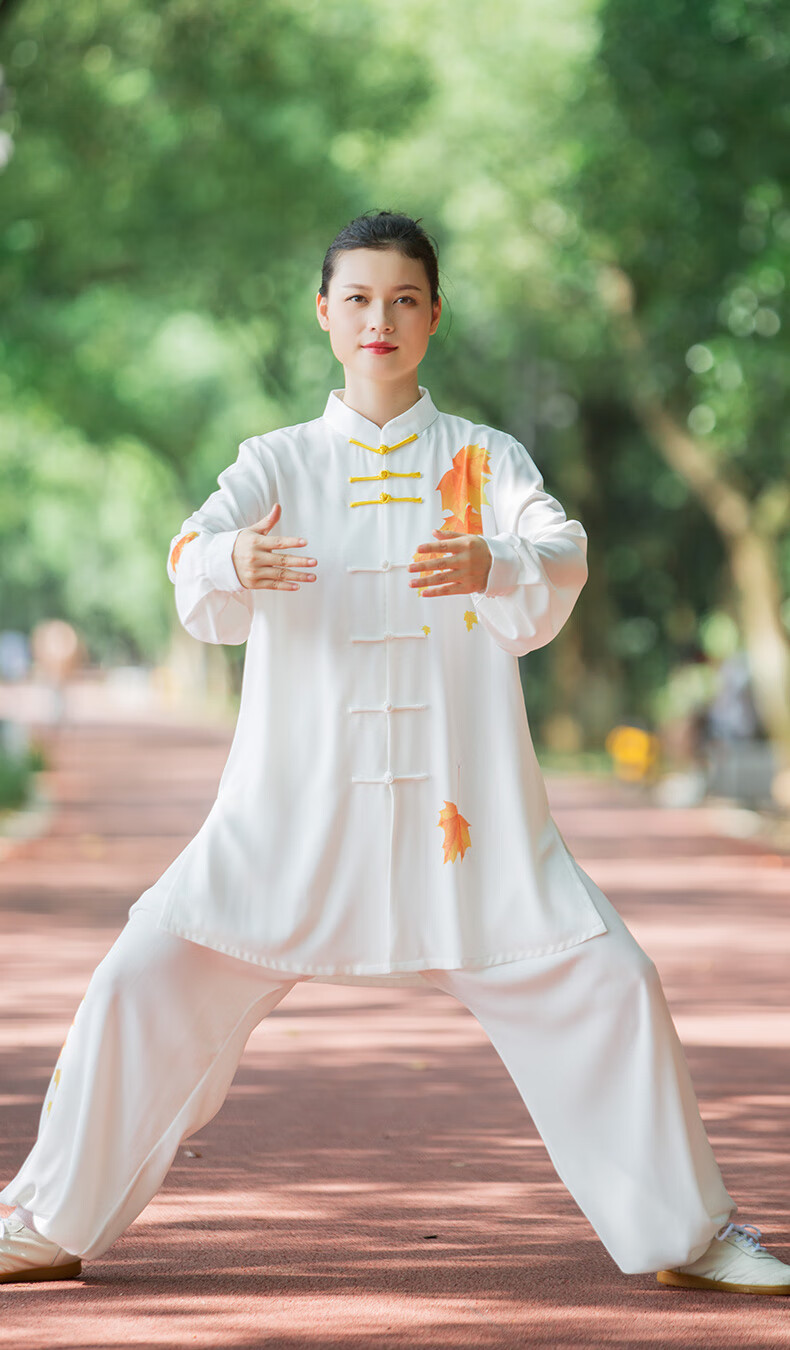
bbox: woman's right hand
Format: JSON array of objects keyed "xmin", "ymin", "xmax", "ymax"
[{"xmin": 231, "ymin": 503, "xmax": 317, "ymax": 590}]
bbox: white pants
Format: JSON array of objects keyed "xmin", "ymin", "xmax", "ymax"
[{"xmin": 1, "ymin": 877, "xmax": 734, "ymax": 1274}]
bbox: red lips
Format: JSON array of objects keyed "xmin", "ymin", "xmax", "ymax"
[{"xmin": 363, "ymin": 343, "xmax": 397, "ymax": 353}]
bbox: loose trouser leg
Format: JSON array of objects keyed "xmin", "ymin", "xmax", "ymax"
[
  {"xmin": 0, "ymin": 904, "xmax": 303, "ymax": 1259},
  {"xmin": 420, "ymin": 864, "xmax": 735, "ymax": 1275}
]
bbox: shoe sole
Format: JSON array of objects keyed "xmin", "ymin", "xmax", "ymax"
[
  {"xmin": 657, "ymin": 1269, "xmax": 790, "ymax": 1295},
  {"xmin": 0, "ymin": 1259, "xmax": 82, "ymax": 1284}
]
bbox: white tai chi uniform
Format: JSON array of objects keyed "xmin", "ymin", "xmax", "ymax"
[{"xmin": 1, "ymin": 387, "xmax": 735, "ymax": 1270}]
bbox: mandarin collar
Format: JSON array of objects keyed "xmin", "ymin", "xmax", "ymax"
[{"xmin": 322, "ymin": 386, "xmax": 440, "ymax": 447}]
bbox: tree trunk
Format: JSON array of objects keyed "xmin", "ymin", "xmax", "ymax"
[{"xmin": 599, "ymin": 265, "xmax": 790, "ymax": 775}]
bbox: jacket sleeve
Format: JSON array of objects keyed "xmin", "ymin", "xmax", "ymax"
[
  {"xmin": 167, "ymin": 438, "xmax": 271, "ymax": 645},
  {"xmin": 470, "ymin": 438, "xmax": 588, "ymax": 657}
]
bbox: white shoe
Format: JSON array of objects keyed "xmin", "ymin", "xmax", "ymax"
[
  {"xmin": 657, "ymin": 1222, "xmax": 790, "ymax": 1295},
  {"xmin": 0, "ymin": 1213, "xmax": 82, "ymax": 1284}
]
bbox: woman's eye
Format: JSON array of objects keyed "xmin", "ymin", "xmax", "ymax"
[{"xmin": 344, "ymin": 295, "xmax": 417, "ymax": 305}]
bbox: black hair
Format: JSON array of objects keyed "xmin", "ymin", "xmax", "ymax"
[{"xmin": 319, "ymin": 210, "xmax": 440, "ymax": 303}]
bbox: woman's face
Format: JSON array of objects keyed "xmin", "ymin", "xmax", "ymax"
[{"xmin": 316, "ymin": 247, "xmax": 441, "ymax": 385}]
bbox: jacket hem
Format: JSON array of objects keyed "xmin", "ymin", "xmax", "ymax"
[{"xmin": 154, "ymin": 913, "xmax": 609, "ymax": 976}]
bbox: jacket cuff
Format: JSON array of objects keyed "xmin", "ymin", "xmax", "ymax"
[
  {"xmin": 204, "ymin": 529, "xmax": 247, "ymax": 593},
  {"xmin": 473, "ymin": 533, "xmax": 542, "ymax": 598}
]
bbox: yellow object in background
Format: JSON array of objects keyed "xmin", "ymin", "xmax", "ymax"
[{"xmin": 605, "ymin": 724, "xmax": 661, "ymax": 782}]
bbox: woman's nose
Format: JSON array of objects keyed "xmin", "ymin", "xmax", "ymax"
[{"xmin": 368, "ymin": 305, "xmax": 393, "ymax": 332}]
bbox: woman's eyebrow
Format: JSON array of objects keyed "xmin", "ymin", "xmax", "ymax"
[{"xmin": 341, "ymin": 283, "xmax": 424, "ymax": 291}]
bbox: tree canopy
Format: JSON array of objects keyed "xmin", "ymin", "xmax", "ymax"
[{"xmin": 2, "ymin": 0, "xmax": 788, "ymax": 754}]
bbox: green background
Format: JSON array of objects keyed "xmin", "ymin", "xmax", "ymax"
[{"xmin": 2, "ymin": 0, "xmax": 789, "ymax": 758}]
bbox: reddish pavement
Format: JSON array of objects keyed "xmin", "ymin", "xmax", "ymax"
[{"xmin": 1, "ymin": 719, "xmax": 790, "ymax": 1349}]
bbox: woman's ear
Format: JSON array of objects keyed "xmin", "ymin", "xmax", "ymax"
[
  {"xmin": 316, "ymin": 291, "xmax": 330, "ymax": 331},
  {"xmin": 429, "ymin": 295, "xmax": 442, "ymax": 335}
]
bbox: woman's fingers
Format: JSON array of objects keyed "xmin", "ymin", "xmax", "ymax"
[
  {"xmin": 407, "ymin": 534, "xmax": 490, "ymax": 594},
  {"xmin": 417, "ymin": 584, "xmax": 468, "ymax": 596},
  {"xmin": 249, "ymin": 535, "xmax": 317, "ymax": 589},
  {"xmin": 249, "ymin": 504, "xmax": 281, "ymax": 533},
  {"xmin": 408, "ymin": 549, "xmax": 460, "ymax": 589},
  {"xmin": 260, "ymin": 536, "xmax": 312, "ymax": 553},
  {"xmin": 232, "ymin": 510, "xmax": 317, "ymax": 590},
  {"xmin": 409, "ymin": 540, "xmax": 461, "ymax": 571},
  {"xmin": 250, "ymin": 557, "xmax": 317, "ymax": 588},
  {"xmin": 256, "ymin": 540, "xmax": 317, "ymax": 569}
]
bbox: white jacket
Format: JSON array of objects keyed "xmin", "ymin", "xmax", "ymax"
[{"xmin": 145, "ymin": 386, "xmax": 607, "ymax": 985}]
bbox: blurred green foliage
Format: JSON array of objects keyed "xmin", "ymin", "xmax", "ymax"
[
  {"xmin": 0, "ymin": 738, "xmax": 45, "ymax": 812},
  {"xmin": 1, "ymin": 0, "xmax": 788, "ymax": 746},
  {"xmin": 0, "ymin": 750, "xmax": 31, "ymax": 812}
]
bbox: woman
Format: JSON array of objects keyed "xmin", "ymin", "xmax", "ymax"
[{"xmin": 2, "ymin": 211, "xmax": 788, "ymax": 1295}]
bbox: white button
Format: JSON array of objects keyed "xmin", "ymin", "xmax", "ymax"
[
  {"xmin": 381, "ymin": 559, "xmax": 391, "ymax": 571},
  {"xmin": 383, "ymin": 701, "xmax": 393, "ymax": 712},
  {"xmin": 383, "ymin": 771, "xmax": 394, "ymax": 784}
]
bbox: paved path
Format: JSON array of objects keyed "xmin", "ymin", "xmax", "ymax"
[{"xmin": 1, "ymin": 719, "xmax": 790, "ymax": 1349}]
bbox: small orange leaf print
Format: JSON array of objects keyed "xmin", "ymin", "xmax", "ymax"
[
  {"xmin": 436, "ymin": 445, "xmax": 491, "ymax": 536},
  {"xmin": 422, "ymin": 625, "xmax": 431, "ymax": 635},
  {"xmin": 170, "ymin": 531, "xmax": 199, "ymax": 571},
  {"xmin": 463, "ymin": 610, "xmax": 478, "ymax": 631},
  {"xmin": 438, "ymin": 800, "xmax": 471, "ymax": 864}
]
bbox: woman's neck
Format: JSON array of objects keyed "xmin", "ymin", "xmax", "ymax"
[{"xmin": 340, "ymin": 372, "xmax": 422, "ymax": 429}]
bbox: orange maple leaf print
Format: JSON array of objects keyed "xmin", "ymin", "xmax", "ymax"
[
  {"xmin": 169, "ymin": 531, "xmax": 199, "ymax": 571},
  {"xmin": 436, "ymin": 445, "xmax": 491, "ymax": 535},
  {"xmin": 438, "ymin": 800, "xmax": 471, "ymax": 864},
  {"xmin": 412, "ymin": 446, "xmax": 492, "ymax": 595}
]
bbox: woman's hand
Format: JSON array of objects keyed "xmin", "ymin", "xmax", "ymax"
[
  {"xmin": 408, "ymin": 530, "xmax": 492, "ymax": 596},
  {"xmin": 231, "ymin": 504, "xmax": 317, "ymax": 590}
]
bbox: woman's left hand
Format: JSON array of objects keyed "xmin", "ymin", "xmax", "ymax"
[{"xmin": 408, "ymin": 531, "xmax": 492, "ymax": 597}]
